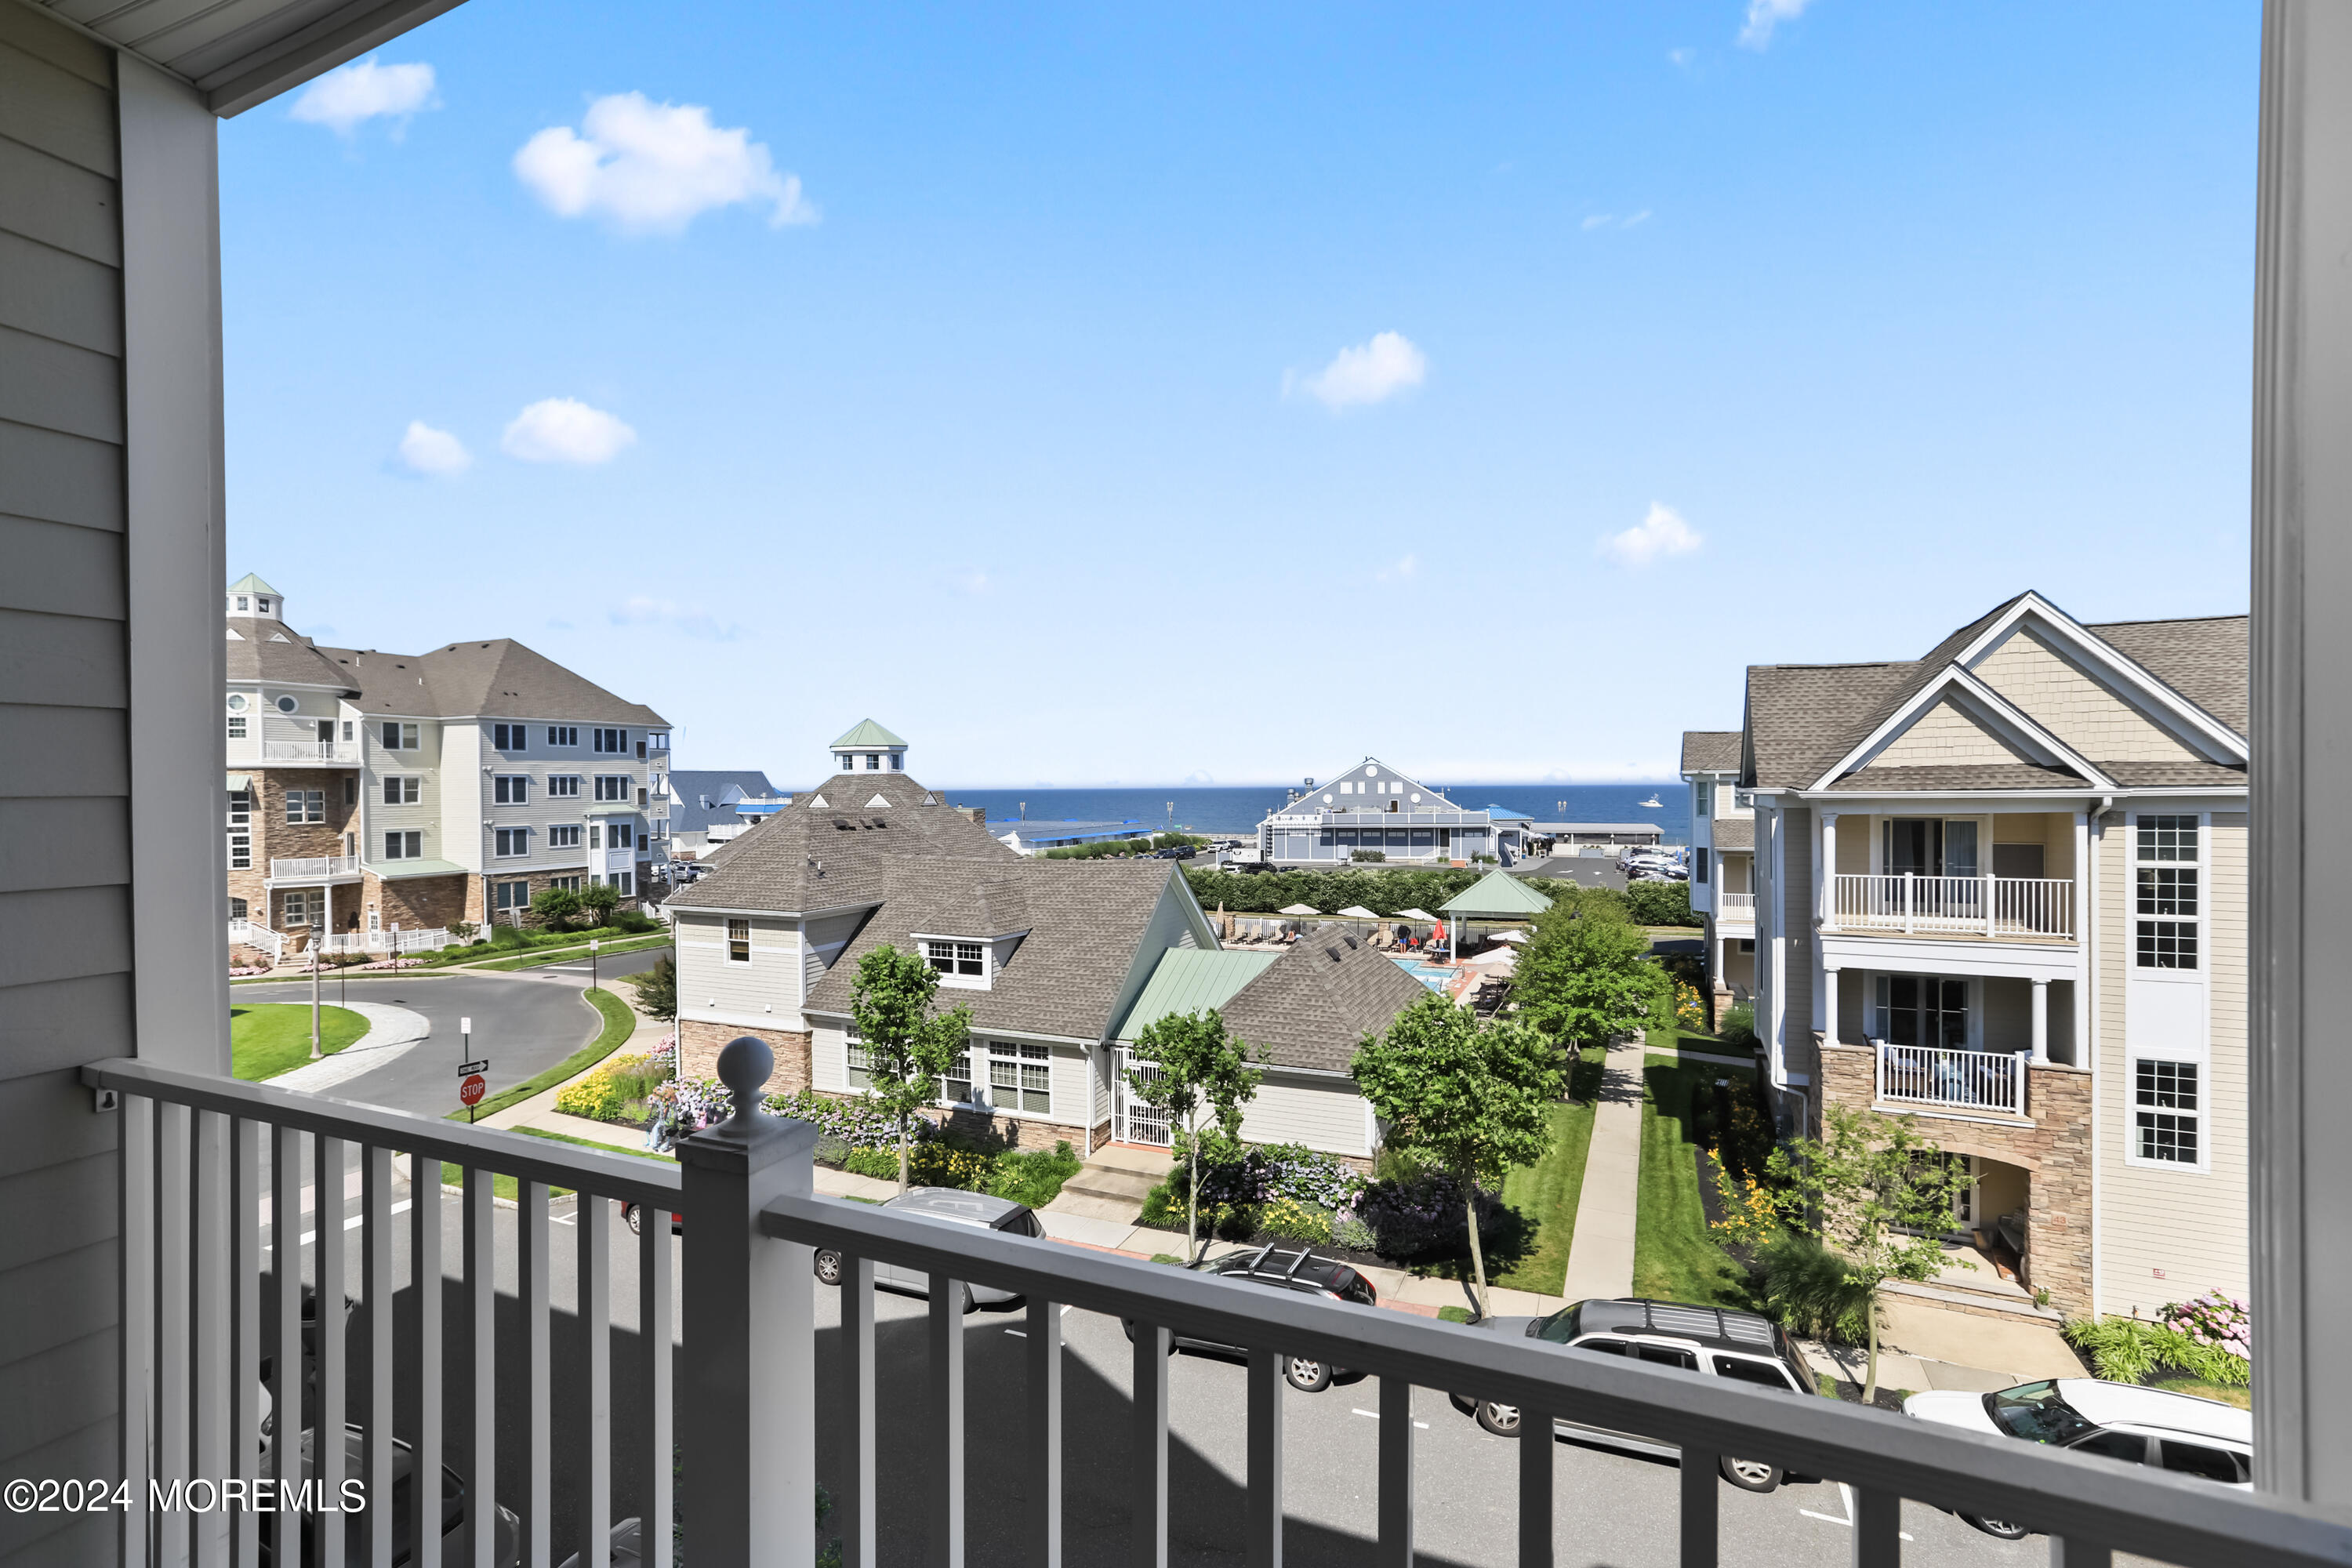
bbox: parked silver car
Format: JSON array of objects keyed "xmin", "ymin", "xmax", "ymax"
[{"xmin": 813, "ymin": 1187, "xmax": 1041, "ymax": 1312}]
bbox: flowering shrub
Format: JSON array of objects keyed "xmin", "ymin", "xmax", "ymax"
[
  {"xmin": 1255, "ymin": 1196, "xmax": 1333, "ymax": 1244},
  {"xmin": 1673, "ymin": 980, "xmax": 1708, "ymax": 1030},
  {"xmin": 645, "ymin": 1076, "xmax": 731, "ymax": 1133},
  {"xmin": 1354, "ymin": 1173, "xmax": 1512, "ymax": 1265},
  {"xmin": 1710, "ymin": 1171, "xmax": 1785, "ymax": 1247},
  {"xmin": 2161, "ymin": 1290, "xmax": 2252, "ymax": 1361},
  {"xmin": 1178, "ymin": 1143, "xmax": 1366, "ymax": 1213},
  {"xmin": 554, "ymin": 1054, "xmax": 668, "ymax": 1123},
  {"xmin": 762, "ymin": 1087, "xmax": 916, "ymax": 1153}
]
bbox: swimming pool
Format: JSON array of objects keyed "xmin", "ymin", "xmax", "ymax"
[{"xmin": 1391, "ymin": 957, "xmax": 1452, "ymax": 992}]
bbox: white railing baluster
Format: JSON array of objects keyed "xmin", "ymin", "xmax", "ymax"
[
  {"xmin": 1679, "ymin": 1446, "xmax": 1717, "ymax": 1568},
  {"xmin": 318, "ymin": 1135, "xmax": 349, "ymax": 1568},
  {"xmin": 842, "ymin": 1254, "xmax": 876, "ymax": 1568},
  {"xmin": 521, "ymin": 1181, "xmax": 551, "ymax": 1568},
  {"xmin": 270, "ymin": 1127, "xmax": 302, "ymax": 1559},
  {"xmin": 1246, "ymin": 1348, "xmax": 1282, "ymax": 1568},
  {"xmin": 121, "ymin": 1097, "xmax": 156, "ymax": 1568},
  {"xmin": 1853, "ymin": 1486, "xmax": 1901, "ymax": 1566},
  {"xmin": 193, "ymin": 1111, "xmax": 230, "ymax": 1568},
  {"xmin": 465, "ymin": 1167, "xmax": 496, "ymax": 1568},
  {"xmin": 364, "ymin": 1146, "xmax": 395, "ymax": 1567},
  {"xmin": 230, "ymin": 1119, "xmax": 261, "ymax": 1568},
  {"xmin": 1518, "ymin": 1404, "xmax": 1552, "ymax": 1568},
  {"xmin": 929, "ymin": 1275, "xmax": 967, "ymax": 1568},
  {"xmin": 578, "ymin": 1196, "xmax": 612, "ymax": 1568},
  {"xmin": 1131, "ymin": 1324, "xmax": 1169, "ymax": 1568},
  {"xmin": 1377, "ymin": 1377, "xmax": 1414, "ymax": 1568},
  {"xmin": 637, "ymin": 1203, "xmax": 671, "ymax": 1568},
  {"xmin": 409, "ymin": 1151, "xmax": 445, "ymax": 1568},
  {"xmin": 158, "ymin": 1102, "xmax": 191, "ymax": 1567},
  {"xmin": 1025, "ymin": 1296, "xmax": 1062, "ymax": 1568}
]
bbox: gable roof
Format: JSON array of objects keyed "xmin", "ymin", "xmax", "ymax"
[
  {"xmin": 2084, "ymin": 615, "xmax": 2249, "ymax": 735},
  {"xmin": 804, "ymin": 859, "xmax": 1196, "ymax": 1041},
  {"xmin": 1440, "ymin": 869, "xmax": 1555, "ymax": 918},
  {"xmin": 1112, "ymin": 949, "xmax": 1282, "ymax": 1042},
  {"xmin": 225, "ymin": 617, "xmax": 357, "ymax": 689},
  {"xmin": 666, "ymin": 771, "xmax": 1018, "ymax": 914},
  {"xmin": 832, "ymin": 719, "xmax": 908, "ymax": 749},
  {"xmin": 310, "ymin": 639, "xmax": 666, "ymax": 727},
  {"xmin": 1711, "ymin": 818, "xmax": 1755, "ymax": 851},
  {"xmin": 1681, "ymin": 731, "xmax": 1743, "ymax": 773},
  {"xmin": 1210, "ymin": 924, "xmax": 1438, "ymax": 1073},
  {"xmin": 669, "ymin": 771, "xmax": 787, "ymax": 835}
]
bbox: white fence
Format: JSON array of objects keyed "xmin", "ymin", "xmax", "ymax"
[
  {"xmin": 1717, "ymin": 892, "xmax": 1755, "ymax": 917},
  {"xmin": 1875, "ymin": 1042, "xmax": 2031, "ymax": 1116},
  {"xmin": 269, "ymin": 854, "xmax": 361, "ymax": 879},
  {"xmin": 258, "ymin": 739, "xmax": 361, "ymax": 763},
  {"xmin": 1830, "ymin": 873, "xmax": 2074, "ymax": 940}
]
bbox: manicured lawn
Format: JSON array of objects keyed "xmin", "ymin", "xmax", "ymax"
[
  {"xmin": 1493, "ymin": 1045, "xmax": 1606, "ymax": 1295},
  {"xmin": 230, "ymin": 1003, "xmax": 370, "ymax": 1081},
  {"xmin": 459, "ymin": 934, "xmax": 673, "ymax": 972},
  {"xmin": 2152, "ymin": 1377, "xmax": 2252, "ymax": 1411},
  {"xmin": 450, "ymin": 988, "xmax": 638, "ymax": 1122},
  {"xmin": 1632, "ymin": 1053, "xmax": 1755, "ymax": 1308}
]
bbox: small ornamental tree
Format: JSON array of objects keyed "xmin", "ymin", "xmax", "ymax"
[
  {"xmin": 850, "ymin": 944, "xmax": 973, "ymax": 1195},
  {"xmin": 1127, "ymin": 1009, "xmax": 1262, "ymax": 1260},
  {"xmin": 531, "ymin": 886, "xmax": 583, "ymax": 929},
  {"xmin": 580, "ymin": 880, "xmax": 621, "ymax": 927},
  {"xmin": 1512, "ymin": 893, "xmax": 1671, "ymax": 1048},
  {"xmin": 1349, "ymin": 993, "xmax": 1565, "ymax": 1318},
  {"xmin": 627, "ymin": 953, "xmax": 678, "ymax": 1020},
  {"xmin": 1765, "ymin": 1105, "xmax": 1976, "ymax": 1399}
]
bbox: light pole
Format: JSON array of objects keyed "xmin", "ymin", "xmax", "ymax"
[
  {"xmin": 309, "ymin": 942, "xmax": 321, "ymax": 1058},
  {"xmin": 590, "ymin": 936, "xmax": 599, "ymax": 994}
]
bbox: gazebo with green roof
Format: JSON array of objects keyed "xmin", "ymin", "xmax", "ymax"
[
  {"xmin": 1436, "ymin": 868, "xmax": 1552, "ymax": 956},
  {"xmin": 829, "ymin": 719, "xmax": 909, "ymax": 775}
]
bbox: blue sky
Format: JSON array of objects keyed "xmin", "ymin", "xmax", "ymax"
[{"xmin": 220, "ymin": 1, "xmax": 2260, "ymax": 787}]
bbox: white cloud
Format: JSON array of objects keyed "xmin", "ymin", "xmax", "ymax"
[
  {"xmin": 1584, "ymin": 211, "xmax": 1653, "ymax": 232},
  {"xmin": 1740, "ymin": 0, "xmax": 1814, "ymax": 49},
  {"xmin": 1298, "ymin": 331, "xmax": 1428, "ymax": 409},
  {"xmin": 1376, "ymin": 554, "xmax": 1420, "ymax": 582},
  {"xmin": 397, "ymin": 420, "xmax": 470, "ymax": 476},
  {"xmin": 1623, "ymin": 209, "xmax": 1653, "ymax": 227},
  {"xmin": 1599, "ymin": 502, "xmax": 1704, "ymax": 568},
  {"xmin": 289, "ymin": 60, "xmax": 436, "ymax": 134},
  {"xmin": 608, "ymin": 597, "xmax": 742, "ymax": 641},
  {"xmin": 1669, "ymin": 46, "xmax": 1697, "ymax": 66},
  {"xmin": 502, "ymin": 398, "xmax": 637, "ymax": 464},
  {"xmin": 514, "ymin": 92, "xmax": 817, "ymax": 234},
  {"xmin": 956, "ymin": 569, "xmax": 991, "ymax": 595},
  {"xmin": 1581, "ymin": 213, "xmax": 1615, "ymax": 231}
]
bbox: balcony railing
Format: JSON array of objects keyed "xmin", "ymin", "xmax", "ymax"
[
  {"xmin": 260, "ymin": 739, "xmax": 361, "ymax": 764},
  {"xmin": 1875, "ymin": 1042, "xmax": 2031, "ymax": 1116},
  {"xmin": 316, "ymin": 927, "xmax": 452, "ymax": 956},
  {"xmin": 268, "ymin": 855, "xmax": 362, "ymax": 880},
  {"xmin": 86, "ymin": 1046, "xmax": 2352, "ymax": 1568},
  {"xmin": 1717, "ymin": 891, "xmax": 1755, "ymax": 919},
  {"xmin": 1829, "ymin": 873, "xmax": 2075, "ymax": 940}
]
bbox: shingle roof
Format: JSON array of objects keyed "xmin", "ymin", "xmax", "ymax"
[
  {"xmin": 666, "ymin": 771, "xmax": 1018, "ymax": 914},
  {"xmin": 1711, "ymin": 818, "xmax": 1755, "ymax": 851},
  {"xmin": 2100, "ymin": 760, "xmax": 2249, "ymax": 789},
  {"xmin": 225, "ymin": 618, "xmax": 358, "ymax": 689},
  {"xmin": 1827, "ymin": 764, "xmax": 2088, "ymax": 792},
  {"xmin": 1680, "ymin": 731, "xmax": 1743, "ymax": 773},
  {"xmin": 2085, "ymin": 615, "xmax": 2249, "ymax": 735},
  {"xmin": 1212, "ymin": 924, "xmax": 1438, "ymax": 1073},
  {"xmin": 1741, "ymin": 662, "xmax": 1918, "ymax": 789},
  {"xmin": 832, "ymin": 719, "xmax": 908, "ymax": 749},
  {"xmin": 670, "ymin": 771, "xmax": 787, "ymax": 836},
  {"xmin": 310, "ymin": 639, "xmax": 666, "ymax": 727},
  {"xmin": 804, "ymin": 859, "xmax": 1196, "ymax": 1041}
]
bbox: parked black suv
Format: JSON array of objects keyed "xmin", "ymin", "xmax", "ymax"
[{"xmin": 1123, "ymin": 1244, "xmax": 1377, "ymax": 1391}]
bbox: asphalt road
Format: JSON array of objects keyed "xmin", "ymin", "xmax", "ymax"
[
  {"xmin": 238, "ymin": 943, "xmax": 667, "ymax": 1118},
  {"xmin": 285, "ymin": 1177, "xmax": 2049, "ymax": 1568}
]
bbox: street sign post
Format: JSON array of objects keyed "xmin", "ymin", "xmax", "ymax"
[
  {"xmin": 590, "ymin": 936, "xmax": 599, "ymax": 993},
  {"xmin": 459, "ymin": 1074, "xmax": 487, "ymax": 1116}
]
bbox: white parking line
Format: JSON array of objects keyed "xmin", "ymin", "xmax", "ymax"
[
  {"xmin": 268, "ymin": 1198, "xmax": 414, "ymax": 1252},
  {"xmin": 1801, "ymin": 1484, "xmax": 1913, "ymax": 1541},
  {"xmin": 1005, "ymin": 1329, "xmax": 1027, "ymax": 1338},
  {"xmin": 1349, "ymin": 1408, "xmax": 1430, "ymax": 1429}
]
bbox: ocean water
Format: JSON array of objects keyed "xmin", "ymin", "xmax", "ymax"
[{"xmin": 935, "ymin": 783, "xmax": 1691, "ymax": 843}]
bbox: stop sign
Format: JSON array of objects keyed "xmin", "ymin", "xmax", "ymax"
[{"xmin": 459, "ymin": 1073, "xmax": 487, "ymax": 1108}]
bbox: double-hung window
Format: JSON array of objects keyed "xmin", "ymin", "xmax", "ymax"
[
  {"xmin": 494, "ymin": 775, "xmax": 530, "ymax": 805},
  {"xmin": 945, "ymin": 1047, "xmax": 974, "ymax": 1104},
  {"xmin": 493, "ymin": 880, "xmax": 532, "ymax": 911},
  {"xmin": 1695, "ymin": 781, "xmax": 1713, "ymax": 818},
  {"xmin": 924, "ymin": 939, "xmax": 985, "ymax": 978},
  {"xmin": 548, "ymin": 726, "xmax": 578, "ymax": 748},
  {"xmin": 494, "ymin": 827, "xmax": 531, "ymax": 858},
  {"xmin": 593, "ymin": 728, "xmax": 627, "ymax": 754},
  {"xmin": 227, "ymin": 716, "xmax": 245, "ymax": 739},
  {"xmin": 549, "ymin": 875, "xmax": 582, "ymax": 892},
  {"xmin": 384, "ymin": 831, "xmax": 422, "ymax": 860},
  {"xmin": 2133, "ymin": 1060, "xmax": 2201, "ymax": 1164},
  {"xmin": 987, "ymin": 1042, "xmax": 1052, "ymax": 1115},
  {"xmin": 380, "ymin": 721, "xmax": 419, "ymax": 750},
  {"xmin": 845, "ymin": 1033, "xmax": 873, "ymax": 1091},
  {"xmin": 547, "ymin": 775, "xmax": 580, "ymax": 798},
  {"xmin": 548, "ymin": 824, "xmax": 582, "ymax": 849},
  {"xmin": 383, "ymin": 776, "xmax": 419, "ymax": 805},
  {"xmin": 492, "ymin": 723, "xmax": 527, "ymax": 752},
  {"xmin": 727, "ymin": 919, "xmax": 750, "ymax": 962},
  {"xmin": 285, "ymin": 789, "xmax": 323, "ymax": 825},
  {"xmin": 594, "ymin": 775, "xmax": 632, "ymax": 802},
  {"xmin": 2135, "ymin": 815, "xmax": 2201, "ymax": 971},
  {"xmin": 1696, "ymin": 848, "xmax": 1711, "ymax": 884}
]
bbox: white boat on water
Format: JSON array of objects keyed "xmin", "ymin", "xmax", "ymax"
[{"xmin": 1639, "ymin": 793, "xmax": 1664, "ymax": 808}]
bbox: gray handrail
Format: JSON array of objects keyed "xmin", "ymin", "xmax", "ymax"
[
  {"xmin": 762, "ymin": 1189, "xmax": 2352, "ymax": 1567},
  {"xmin": 82, "ymin": 1057, "xmax": 684, "ymax": 1208}
]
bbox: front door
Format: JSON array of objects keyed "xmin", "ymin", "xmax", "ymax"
[{"xmin": 1113, "ymin": 1047, "xmax": 1172, "ymax": 1147}]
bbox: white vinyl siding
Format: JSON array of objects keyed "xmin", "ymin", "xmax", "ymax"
[
  {"xmin": 676, "ymin": 912, "xmax": 804, "ymax": 1021},
  {"xmin": 1235, "ymin": 1072, "xmax": 1374, "ymax": 1159}
]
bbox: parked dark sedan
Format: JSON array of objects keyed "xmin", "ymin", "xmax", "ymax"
[{"xmin": 1122, "ymin": 1244, "xmax": 1377, "ymax": 1391}]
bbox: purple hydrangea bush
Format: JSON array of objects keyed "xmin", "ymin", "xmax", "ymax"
[{"xmin": 2161, "ymin": 1290, "xmax": 2252, "ymax": 1361}]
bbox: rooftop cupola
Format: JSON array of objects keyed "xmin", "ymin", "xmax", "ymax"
[
  {"xmin": 226, "ymin": 572, "xmax": 284, "ymax": 622},
  {"xmin": 829, "ymin": 718, "xmax": 907, "ymax": 773}
]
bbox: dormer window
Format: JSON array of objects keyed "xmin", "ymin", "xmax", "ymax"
[{"xmin": 925, "ymin": 939, "xmax": 985, "ymax": 978}]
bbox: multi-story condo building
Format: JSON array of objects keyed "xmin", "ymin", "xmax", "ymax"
[
  {"xmin": 1734, "ymin": 591, "xmax": 2248, "ymax": 1319},
  {"xmin": 1682, "ymin": 730, "xmax": 1756, "ymax": 1002},
  {"xmin": 1254, "ymin": 757, "xmax": 1529, "ymax": 867},
  {"xmin": 223, "ymin": 574, "xmax": 671, "ymax": 949}
]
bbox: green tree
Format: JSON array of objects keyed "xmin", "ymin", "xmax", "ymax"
[
  {"xmin": 1764, "ymin": 1105, "xmax": 1976, "ymax": 1399},
  {"xmin": 580, "ymin": 880, "xmax": 621, "ymax": 927},
  {"xmin": 1349, "ymin": 994, "xmax": 1565, "ymax": 1317},
  {"xmin": 1512, "ymin": 893, "xmax": 1671, "ymax": 1047},
  {"xmin": 532, "ymin": 886, "xmax": 584, "ymax": 929},
  {"xmin": 1127, "ymin": 1009, "xmax": 1262, "ymax": 1259},
  {"xmin": 1621, "ymin": 879, "xmax": 1699, "ymax": 928},
  {"xmin": 850, "ymin": 945, "xmax": 973, "ymax": 1195},
  {"xmin": 626, "ymin": 953, "xmax": 677, "ymax": 1020}
]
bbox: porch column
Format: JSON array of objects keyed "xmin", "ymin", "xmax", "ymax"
[
  {"xmin": 1819, "ymin": 813, "xmax": 1838, "ymax": 931},
  {"xmin": 1708, "ymin": 924, "xmax": 1726, "ymax": 992},
  {"xmin": 322, "ymin": 881, "xmax": 332, "ymax": 947},
  {"xmin": 2030, "ymin": 978, "xmax": 2049, "ymax": 1063},
  {"xmin": 1822, "ymin": 965, "xmax": 1840, "ymax": 1047}
]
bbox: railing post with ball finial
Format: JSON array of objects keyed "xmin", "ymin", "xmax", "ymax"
[{"xmin": 677, "ymin": 1035, "xmax": 818, "ymax": 1566}]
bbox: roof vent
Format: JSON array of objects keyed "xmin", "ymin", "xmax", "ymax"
[
  {"xmin": 833, "ymin": 818, "xmax": 854, "ymax": 830},
  {"xmin": 1326, "ymin": 946, "xmax": 1343, "ymax": 963}
]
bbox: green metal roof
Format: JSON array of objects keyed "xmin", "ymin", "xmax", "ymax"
[
  {"xmin": 1438, "ymin": 868, "xmax": 1554, "ymax": 918},
  {"xmin": 1112, "ymin": 948, "xmax": 1280, "ymax": 1043},
  {"xmin": 227, "ymin": 572, "xmax": 280, "ymax": 595},
  {"xmin": 831, "ymin": 718, "xmax": 907, "ymax": 749}
]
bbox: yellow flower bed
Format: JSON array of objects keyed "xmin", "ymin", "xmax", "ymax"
[{"xmin": 908, "ymin": 1142, "xmax": 994, "ymax": 1188}]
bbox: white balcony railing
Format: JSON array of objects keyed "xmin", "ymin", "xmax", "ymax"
[
  {"xmin": 226, "ymin": 917, "xmax": 283, "ymax": 964},
  {"xmin": 1875, "ymin": 1041, "xmax": 2031, "ymax": 1116},
  {"xmin": 1830, "ymin": 873, "xmax": 2074, "ymax": 940},
  {"xmin": 314, "ymin": 927, "xmax": 452, "ymax": 956},
  {"xmin": 268, "ymin": 854, "xmax": 361, "ymax": 880},
  {"xmin": 85, "ymin": 1046, "xmax": 2350, "ymax": 1568},
  {"xmin": 1717, "ymin": 891, "xmax": 1755, "ymax": 919},
  {"xmin": 260, "ymin": 739, "xmax": 361, "ymax": 764}
]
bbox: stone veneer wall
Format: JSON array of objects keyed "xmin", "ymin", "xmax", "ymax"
[
  {"xmin": 362, "ymin": 871, "xmax": 472, "ymax": 937},
  {"xmin": 1817, "ymin": 1043, "xmax": 2094, "ymax": 1316},
  {"xmin": 680, "ymin": 1019, "xmax": 812, "ymax": 1094}
]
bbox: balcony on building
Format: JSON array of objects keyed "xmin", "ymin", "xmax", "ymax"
[{"xmin": 1822, "ymin": 810, "xmax": 2080, "ymax": 944}]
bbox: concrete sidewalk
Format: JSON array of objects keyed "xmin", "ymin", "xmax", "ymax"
[{"xmin": 1558, "ymin": 1035, "xmax": 1648, "ymax": 1302}]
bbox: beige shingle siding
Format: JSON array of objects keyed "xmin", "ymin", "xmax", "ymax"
[
  {"xmin": 0, "ymin": 7, "xmax": 127, "ymax": 1544},
  {"xmin": 1973, "ymin": 628, "xmax": 2212, "ymax": 765},
  {"xmin": 1864, "ymin": 698, "xmax": 2024, "ymax": 770},
  {"xmin": 1239, "ymin": 1072, "xmax": 1372, "ymax": 1158},
  {"xmin": 2093, "ymin": 814, "xmax": 2250, "ymax": 1318}
]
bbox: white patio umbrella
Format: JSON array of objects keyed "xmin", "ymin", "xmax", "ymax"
[
  {"xmin": 1393, "ymin": 907, "xmax": 1441, "ymax": 924},
  {"xmin": 1336, "ymin": 905, "xmax": 1380, "ymax": 920},
  {"xmin": 1277, "ymin": 903, "xmax": 1322, "ymax": 917},
  {"xmin": 1465, "ymin": 948, "xmax": 1519, "ymax": 973},
  {"xmin": 1489, "ymin": 928, "xmax": 1532, "ymax": 945}
]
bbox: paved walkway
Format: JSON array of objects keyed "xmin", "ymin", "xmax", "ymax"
[
  {"xmin": 267, "ymin": 1000, "xmax": 432, "ymax": 1094},
  {"xmin": 1558, "ymin": 1035, "xmax": 1648, "ymax": 1302}
]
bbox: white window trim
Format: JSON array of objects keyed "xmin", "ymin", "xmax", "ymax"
[
  {"xmin": 494, "ymin": 774, "xmax": 532, "ymax": 806},
  {"xmin": 494, "ymin": 826, "xmax": 532, "ymax": 858},
  {"xmin": 2129, "ymin": 809, "xmax": 2208, "ymax": 985},
  {"xmin": 2125, "ymin": 1054, "xmax": 2209, "ymax": 1173},
  {"xmin": 916, "ymin": 934, "xmax": 992, "ymax": 989}
]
